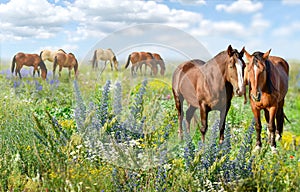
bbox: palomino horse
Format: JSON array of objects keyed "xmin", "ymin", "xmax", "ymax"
[
  {"xmin": 138, "ymin": 53, "xmax": 166, "ymax": 76},
  {"xmin": 172, "ymin": 45, "xmax": 245, "ymax": 143},
  {"xmin": 244, "ymin": 49, "xmax": 289, "ymax": 152},
  {"xmin": 53, "ymin": 52, "xmax": 78, "ymax": 78},
  {"xmin": 92, "ymin": 48, "xmax": 119, "ymax": 72},
  {"xmin": 125, "ymin": 52, "xmax": 158, "ymax": 76},
  {"xmin": 40, "ymin": 49, "xmax": 66, "ymax": 63},
  {"xmin": 11, "ymin": 52, "xmax": 47, "ymax": 80}
]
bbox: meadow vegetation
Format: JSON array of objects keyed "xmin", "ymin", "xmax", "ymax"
[{"xmin": 0, "ymin": 60, "xmax": 299, "ymax": 191}]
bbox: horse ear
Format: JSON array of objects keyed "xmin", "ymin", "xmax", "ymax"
[
  {"xmin": 244, "ymin": 49, "xmax": 252, "ymax": 62},
  {"xmin": 227, "ymin": 45, "xmax": 233, "ymax": 56},
  {"xmin": 240, "ymin": 47, "xmax": 245, "ymax": 57},
  {"xmin": 263, "ymin": 49, "xmax": 271, "ymax": 60}
]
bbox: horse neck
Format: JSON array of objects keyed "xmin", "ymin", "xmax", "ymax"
[{"xmin": 205, "ymin": 51, "xmax": 227, "ymax": 79}]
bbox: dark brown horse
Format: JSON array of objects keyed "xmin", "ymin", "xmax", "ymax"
[
  {"xmin": 152, "ymin": 53, "xmax": 166, "ymax": 76},
  {"xmin": 11, "ymin": 52, "xmax": 47, "ymax": 80},
  {"xmin": 53, "ymin": 52, "xmax": 78, "ymax": 78},
  {"xmin": 244, "ymin": 49, "xmax": 289, "ymax": 152},
  {"xmin": 172, "ymin": 45, "xmax": 245, "ymax": 143},
  {"xmin": 125, "ymin": 52, "xmax": 158, "ymax": 76}
]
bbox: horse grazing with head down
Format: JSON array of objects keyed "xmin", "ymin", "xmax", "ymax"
[
  {"xmin": 12, "ymin": 52, "xmax": 47, "ymax": 80},
  {"xmin": 53, "ymin": 52, "xmax": 78, "ymax": 78},
  {"xmin": 125, "ymin": 52, "xmax": 158, "ymax": 76},
  {"xmin": 40, "ymin": 49, "xmax": 66, "ymax": 63},
  {"xmin": 92, "ymin": 48, "xmax": 119, "ymax": 72},
  {"xmin": 244, "ymin": 49, "xmax": 289, "ymax": 153},
  {"xmin": 172, "ymin": 45, "xmax": 245, "ymax": 143},
  {"xmin": 138, "ymin": 53, "xmax": 165, "ymax": 76}
]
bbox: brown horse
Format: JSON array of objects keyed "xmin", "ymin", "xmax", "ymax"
[
  {"xmin": 11, "ymin": 52, "xmax": 47, "ymax": 80},
  {"xmin": 172, "ymin": 45, "xmax": 245, "ymax": 143},
  {"xmin": 244, "ymin": 49, "xmax": 289, "ymax": 152},
  {"xmin": 125, "ymin": 52, "xmax": 158, "ymax": 76},
  {"xmin": 53, "ymin": 52, "xmax": 78, "ymax": 78}
]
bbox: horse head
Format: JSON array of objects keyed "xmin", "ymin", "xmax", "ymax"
[
  {"xmin": 244, "ymin": 49, "xmax": 271, "ymax": 102},
  {"xmin": 225, "ymin": 45, "xmax": 246, "ymax": 96}
]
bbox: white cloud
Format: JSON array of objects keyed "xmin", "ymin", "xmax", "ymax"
[
  {"xmin": 272, "ymin": 22, "xmax": 300, "ymax": 36},
  {"xmin": 282, "ymin": 0, "xmax": 300, "ymax": 5},
  {"xmin": 216, "ymin": 0, "xmax": 263, "ymax": 14},
  {"xmin": 170, "ymin": 0, "xmax": 206, "ymax": 5},
  {"xmin": 0, "ymin": 0, "xmax": 71, "ymax": 40}
]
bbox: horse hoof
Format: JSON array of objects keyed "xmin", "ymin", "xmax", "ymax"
[
  {"xmin": 275, "ymin": 134, "xmax": 281, "ymax": 141},
  {"xmin": 254, "ymin": 145, "xmax": 261, "ymax": 152},
  {"xmin": 271, "ymin": 146, "xmax": 278, "ymax": 154}
]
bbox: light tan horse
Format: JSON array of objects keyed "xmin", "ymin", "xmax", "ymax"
[
  {"xmin": 53, "ymin": 52, "xmax": 78, "ymax": 78},
  {"xmin": 92, "ymin": 48, "xmax": 119, "ymax": 73},
  {"xmin": 12, "ymin": 52, "xmax": 47, "ymax": 80},
  {"xmin": 40, "ymin": 49, "xmax": 66, "ymax": 63}
]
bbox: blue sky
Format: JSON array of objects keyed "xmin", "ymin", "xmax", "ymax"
[{"xmin": 1, "ymin": 0, "xmax": 300, "ymax": 64}]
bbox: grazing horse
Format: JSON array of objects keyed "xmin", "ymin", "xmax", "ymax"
[
  {"xmin": 125, "ymin": 52, "xmax": 158, "ymax": 76},
  {"xmin": 138, "ymin": 53, "xmax": 165, "ymax": 76},
  {"xmin": 152, "ymin": 53, "xmax": 166, "ymax": 76},
  {"xmin": 11, "ymin": 52, "xmax": 47, "ymax": 80},
  {"xmin": 172, "ymin": 45, "xmax": 245, "ymax": 143},
  {"xmin": 244, "ymin": 49, "xmax": 289, "ymax": 152},
  {"xmin": 92, "ymin": 48, "xmax": 119, "ymax": 72},
  {"xmin": 53, "ymin": 52, "xmax": 78, "ymax": 78},
  {"xmin": 40, "ymin": 49, "xmax": 66, "ymax": 63}
]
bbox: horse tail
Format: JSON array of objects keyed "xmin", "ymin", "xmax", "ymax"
[
  {"xmin": 39, "ymin": 59, "xmax": 47, "ymax": 72},
  {"xmin": 284, "ymin": 113, "xmax": 291, "ymax": 124},
  {"xmin": 11, "ymin": 55, "xmax": 16, "ymax": 73},
  {"xmin": 39, "ymin": 50, "xmax": 44, "ymax": 58},
  {"xmin": 74, "ymin": 58, "xmax": 79, "ymax": 77},
  {"xmin": 92, "ymin": 50, "xmax": 97, "ymax": 68},
  {"xmin": 125, "ymin": 54, "xmax": 131, "ymax": 69}
]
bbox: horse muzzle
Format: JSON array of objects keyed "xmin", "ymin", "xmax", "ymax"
[
  {"xmin": 251, "ymin": 92, "xmax": 261, "ymax": 102},
  {"xmin": 235, "ymin": 87, "xmax": 245, "ymax": 97}
]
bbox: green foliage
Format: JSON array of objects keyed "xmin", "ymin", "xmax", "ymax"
[{"xmin": 0, "ymin": 64, "xmax": 299, "ymax": 191}]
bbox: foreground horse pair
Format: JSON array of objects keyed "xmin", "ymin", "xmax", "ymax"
[
  {"xmin": 40, "ymin": 49, "xmax": 78, "ymax": 78},
  {"xmin": 172, "ymin": 45, "xmax": 289, "ymax": 152},
  {"xmin": 125, "ymin": 52, "xmax": 165, "ymax": 76}
]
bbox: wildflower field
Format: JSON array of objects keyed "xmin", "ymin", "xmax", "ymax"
[{"xmin": 0, "ymin": 61, "xmax": 300, "ymax": 191}]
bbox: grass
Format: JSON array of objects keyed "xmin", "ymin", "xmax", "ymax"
[{"xmin": 0, "ymin": 60, "xmax": 299, "ymax": 191}]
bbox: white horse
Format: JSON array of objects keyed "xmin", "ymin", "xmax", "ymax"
[
  {"xmin": 40, "ymin": 49, "xmax": 66, "ymax": 63},
  {"xmin": 92, "ymin": 48, "xmax": 119, "ymax": 72}
]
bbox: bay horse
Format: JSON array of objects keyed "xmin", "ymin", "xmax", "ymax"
[
  {"xmin": 40, "ymin": 49, "xmax": 66, "ymax": 63},
  {"xmin": 152, "ymin": 53, "xmax": 166, "ymax": 76},
  {"xmin": 53, "ymin": 52, "xmax": 78, "ymax": 78},
  {"xmin": 11, "ymin": 52, "xmax": 47, "ymax": 80},
  {"xmin": 125, "ymin": 52, "xmax": 158, "ymax": 76},
  {"xmin": 244, "ymin": 49, "xmax": 289, "ymax": 152},
  {"xmin": 138, "ymin": 53, "xmax": 165, "ymax": 76},
  {"xmin": 172, "ymin": 45, "xmax": 245, "ymax": 143},
  {"xmin": 92, "ymin": 48, "xmax": 119, "ymax": 72}
]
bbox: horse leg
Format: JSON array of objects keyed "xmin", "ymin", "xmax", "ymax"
[
  {"xmin": 109, "ymin": 60, "xmax": 113, "ymax": 71},
  {"xmin": 276, "ymin": 101, "xmax": 284, "ymax": 141},
  {"xmin": 173, "ymin": 89, "xmax": 184, "ymax": 140},
  {"xmin": 186, "ymin": 105, "xmax": 197, "ymax": 134},
  {"xmin": 17, "ymin": 67, "xmax": 22, "ymax": 79},
  {"xmin": 59, "ymin": 66, "xmax": 63, "ymax": 77},
  {"xmin": 219, "ymin": 105, "xmax": 230, "ymax": 144},
  {"xmin": 199, "ymin": 103, "xmax": 209, "ymax": 143},
  {"xmin": 252, "ymin": 108, "xmax": 262, "ymax": 151},
  {"xmin": 268, "ymin": 107, "xmax": 278, "ymax": 152},
  {"xmin": 53, "ymin": 62, "xmax": 57, "ymax": 79}
]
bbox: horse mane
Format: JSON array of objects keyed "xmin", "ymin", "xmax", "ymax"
[
  {"xmin": 253, "ymin": 52, "xmax": 275, "ymax": 93},
  {"xmin": 58, "ymin": 49, "xmax": 66, "ymax": 54}
]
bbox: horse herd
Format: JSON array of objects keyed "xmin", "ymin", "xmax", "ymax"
[{"xmin": 10, "ymin": 45, "xmax": 289, "ymax": 153}]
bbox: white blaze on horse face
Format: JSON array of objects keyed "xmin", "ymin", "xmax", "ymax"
[{"xmin": 236, "ymin": 59, "xmax": 244, "ymax": 94}]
